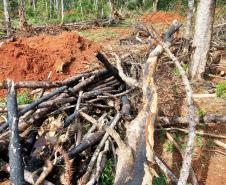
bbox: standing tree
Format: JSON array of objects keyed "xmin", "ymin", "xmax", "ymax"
[
  {"xmin": 61, "ymin": 0, "xmax": 64, "ymax": 23},
  {"xmin": 184, "ymin": 0, "xmax": 194, "ymax": 53},
  {"xmin": 153, "ymin": 0, "xmax": 159, "ymax": 12},
  {"xmin": 18, "ymin": 0, "xmax": 27, "ymax": 30},
  {"xmin": 190, "ymin": 0, "xmax": 216, "ymax": 80},
  {"xmin": 3, "ymin": 0, "xmax": 12, "ymax": 36}
]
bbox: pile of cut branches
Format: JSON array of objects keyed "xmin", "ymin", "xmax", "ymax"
[{"xmin": 0, "ymin": 20, "xmax": 225, "ymax": 185}]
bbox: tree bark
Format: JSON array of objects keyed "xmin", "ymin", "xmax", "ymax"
[
  {"xmin": 153, "ymin": 0, "xmax": 159, "ymax": 12},
  {"xmin": 190, "ymin": 0, "xmax": 216, "ymax": 80},
  {"xmin": 3, "ymin": 0, "xmax": 12, "ymax": 36},
  {"xmin": 18, "ymin": 0, "xmax": 27, "ymax": 30},
  {"xmin": 61, "ymin": 0, "xmax": 64, "ymax": 23},
  {"xmin": 184, "ymin": 0, "xmax": 194, "ymax": 53}
]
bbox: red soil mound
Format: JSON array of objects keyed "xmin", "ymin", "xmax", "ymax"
[
  {"xmin": 139, "ymin": 11, "xmax": 185, "ymax": 24},
  {"xmin": 0, "ymin": 32, "xmax": 101, "ymax": 84}
]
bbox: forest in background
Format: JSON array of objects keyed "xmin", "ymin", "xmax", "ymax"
[{"xmin": 0, "ymin": 0, "xmax": 225, "ymax": 31}]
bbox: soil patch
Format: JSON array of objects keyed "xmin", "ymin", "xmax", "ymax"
[
  {"xmin": 0, "ymin": 32, "xmax": 102, "ymax": 97},
  {"xmin": 0, "ymin": 32, "xmax": 101, "ymax": 94},
  {"xmin": 139, "ymin": 11, "xmax": 185, "ymax": 25}
]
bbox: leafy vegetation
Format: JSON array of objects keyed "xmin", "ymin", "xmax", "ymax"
[
  {"xmin": 100, "ymin": 158, "xmax": 115, "ymax": 185},
  {"xmin": 153, "ymin": 174, "xmax": 167, "ymax": 185},
  {"xmin": 164, "ymin": 140, "xmax": 174, "ymax": 153},
  {"xmin": 196, "ymin": 135, "xmax": 204, "ymax": 148},
  {"xmin": 216, "ymin": 82, "xmax": 226, "ymax": 99},
  {"xmin": 171, "ymin": 63, "xmax": 189, "ymax": 76},
  {"xmin": 17, "ymin": 91, "xmax": 33, "ymax": 105}
]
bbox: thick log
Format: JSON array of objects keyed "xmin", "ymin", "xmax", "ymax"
[
  {"xmin": 113, "ymin": 21, "xmax": 182, "ymax": 185},
  {"xmin": 96, "ymin": 52, "xmax": 125, "ymax": 85},
  {"xmin": 7, "ymin": 79, "xmax": 24, "ymax": 184},
  {"xmin": 0, "ymin": 72, "xmax": 92, "ymax": 89}
]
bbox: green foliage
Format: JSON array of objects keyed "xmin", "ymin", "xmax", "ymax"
[
  {"xmin": 197, "ymin": 109, "xmax": 206, "ymax": 121},
  {"xmin": 196, "ymin": 135, "xmax": 204, "ymax": 147},
  {"xmin": 0, "ymin": 99, "xmax": 6, "ymax": 108},
  {"xmin": 153, "ymin": 175, "xmax": 166, "ymax": 185},
  {"xmin": 216, "ymin": 82, "xmax": 226, "ymax": 99},
  {"xmin": 100, "ymin": 159, "xmax": 115, "ymax": 185},
  {"xmin": 17, "ymin": 91, "xmax": 33, "ymax": 105},
  {"xmin": 171, "ymin": 63, "xmax": 188, "ymax": 76},
  {"xmin": 164, "ymin": 140, "xmax": 174, "ymax": 153},
  {"xmin": 171, "ymin": 64, "xmax": 188, "ymax": 76}
]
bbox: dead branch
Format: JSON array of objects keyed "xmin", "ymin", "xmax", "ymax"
[
  {"xmin": 96, "ymin": 52, "xmax": 125, "ymax": 85},
  {"xmin": 161, "ymin": 114, "xmax": 226, "ymax": 125},
  {"xmin": 214, "ymin": 140, "xmax": 226, "ymax": 150},
  {"xmin": 113, "ymin": 53, "xmax": 140, "ymax": 88},
  {"xmin": 154, "ymin": 154, "xmax": 178, "ymax": 183},
  {"xmin": 7, "ymin": 79, "xmax": 24, "ymax": 185},
  {"xmin": 24, "ymin": 169, "xmax": 54, "ymax": 185},
  {"xmin": 34, "ymin": 159, "xmax": 53, "ymax": 185},
  {"xmin": 80, "ymin": 113, "xmax": 121, "ymax": 184},
  {"xmin": 150, "ymin": 22, "xmax": 196, "ymax": 185},
  {"xmin": 160, "ymin": 127, "xmax": 226, "ymax": 139},
  {"xmin": 203, "ymin": 149, "xmax": 226, "ymax": 156}
]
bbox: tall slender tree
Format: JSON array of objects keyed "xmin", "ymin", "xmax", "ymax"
[
  {"xmin": 18, "ymin": 0, "xmax": 27, "ymax": 29},
  {"xmin": 61, "ymin": 0, "xmax": 64, "ymax": 23},
  {"xmin": 153, "ymin": 0, "xmax": 159, "ymax": 11},
  {"xmin": 190, "ymin": 0, "xmax": 216, "ymax": 80},
  {"xmin": 3, "ymin": 0, "xmax": 12, "ymax": 36},
  {"xmin": 184, "ymin": 0, "xmax": 194, "ymax": 53}
]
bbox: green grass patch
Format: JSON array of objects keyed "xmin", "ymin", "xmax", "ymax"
[
  {"xmin": 100, "ymin": 158, "xmax": 115, "ymax": 185},
  {"xmin": 216, "ymin": 82, "xmax": 226, "ymax": 99},
  {"xmin": 164, "ymin": 140, "xmax": 174, "ymax": 153},
  {"xmin": 79, "ymin": 30, "xmax": 119, "ymax": 41},
  {"xmin": 196, "ymin": 135, "xmax": 204, "ymax": 148},
  {"xmin": 17, "ymin": 92, "xmax": 33, "ymax": 105},
  {"xmin": 171, "ymin": 63, "xmax": 189, "ymax": 76}
]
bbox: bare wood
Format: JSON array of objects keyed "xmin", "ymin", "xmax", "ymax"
[
  {"xmin": 161, "ymin": 114, "xmax": 226, "ymax": 125},
  {"xmin": 154, "ymin": 154, "xmax": 178, "ymax": 183},
  {"xmin": 161, "ymin": 127, "xmax": 226, "ymax": 139},
  {"xmin": 151, "ymin": 25, "xmax": 197, "ymax": 185},
  {"xmin": 34, "ymin": 160, "xmax": 53, "ymax": 185},
  {"xmin": 214, "ymin": 140, "xmax": 226, "ymax": 150},
  {"xmin": 24, "ymin": 169, "xmax": 54, "ymax": 185},
  {"xmin": 96, "ymin": 52, "xmax": 125, "ymax": 84},
  {"xmin": 7, "ymin": 79, "xmax": 24, "ymax": 184},
  {"xmin": 80, "ymin": 113, "xmax": 121, "ymax": 184},
  {"xmin": 203, "ymin": 149, "xmax": 226, "ymax": 156},
  {"xmin": 113, "ymin": 53, "xmax": 140, "ymax": 88}
]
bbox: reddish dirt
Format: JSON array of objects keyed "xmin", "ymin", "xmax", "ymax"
[
  {"xmin": 0, "ymin": 32, "xmax": 101, "ymax": 96},
  {"xmin": 0, "ymin": 32, "xmax": 101, "ymax": 81},
  {"xmin": 139, "ymin": 11, "xmax": 185, "ymax": 25}
]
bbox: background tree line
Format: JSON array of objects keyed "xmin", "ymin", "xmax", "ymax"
[{"xmin": 1, "ymin": 0, "xmax": 223, "ymax": 28}]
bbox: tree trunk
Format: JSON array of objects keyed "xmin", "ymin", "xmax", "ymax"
[
  {"xmin": 61, "ymin": 0, "xmax": 64, "ymax": 23},
  {"xmin": 18, "ymin": 0, "xmax": 27, "ymax": 30},
  {"xmin": 184, "ymin": 0, "xmax": 194, "ymax": 53},
  {"xmin": 3, "ymin": 0, "xmax": 12, "ymax": 36},
  {"xmin": 109, "ymin": 0, "xmax": 115, "ymax": 22},
  {"xmin": 190, "ymin": 0, "xmax": 216, "ymax": 80},
  {"xmin": 153, "ymin": 0, "xmax": 159, "ymax": 12}
]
